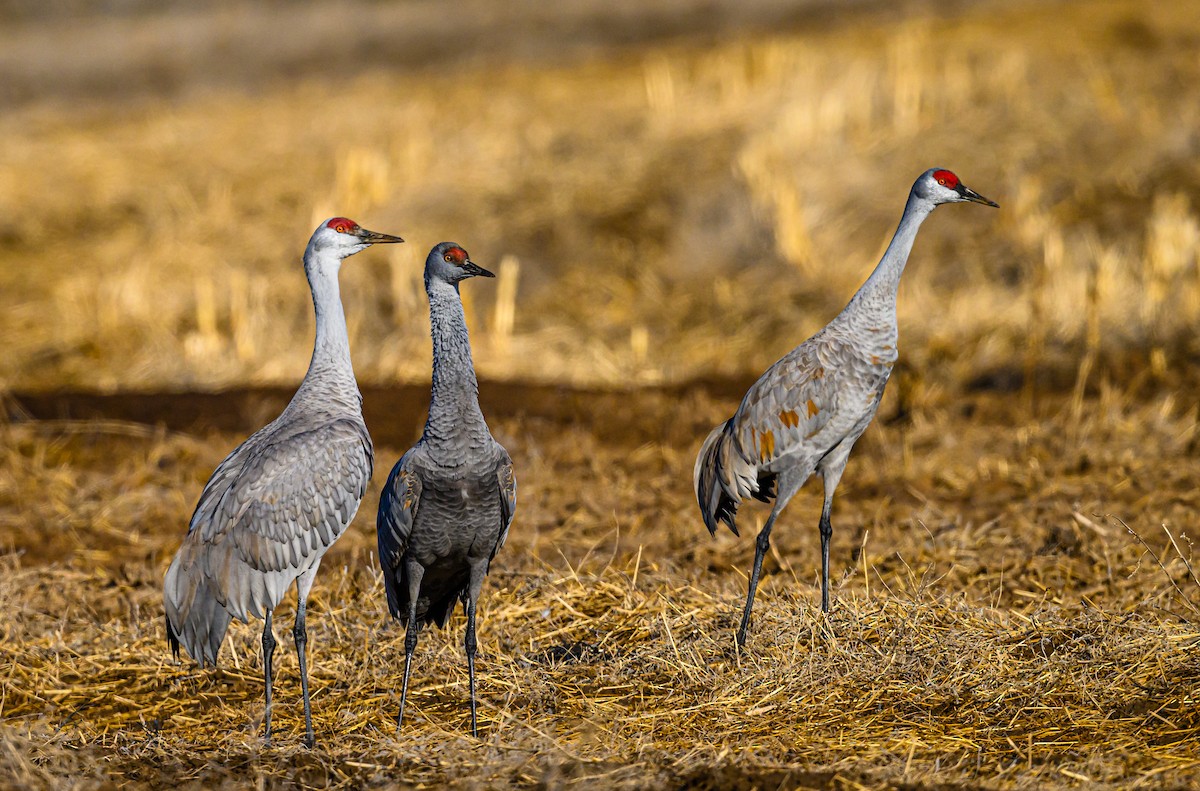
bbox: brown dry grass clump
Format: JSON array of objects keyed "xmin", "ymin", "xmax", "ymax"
[{"xmin": 1, "ymin": 383, "xmax": 1199, "ymax": 789}]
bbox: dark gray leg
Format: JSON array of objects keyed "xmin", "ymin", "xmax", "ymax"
[
  {"xmin": 293, "ymin": 599, "xmax": 314, "ymax": 748},
  {"xmin": 397, "ymin": 564, "xmax": 424, "ymax": 732},
  {"xmin": 294, "ymin": 565, "xmax": 320, "ymax": 748},
  {"xmin": 818, "ymin": 455, "xmax": 847, "ymax": 614},
  {"xmin": 819, "ymin": 507, "xmax": 833, "ymax": 613},
  {"xmin": 735, "ymin": 467, "xmax": 810, "ymax": 647},
  {"xmin": 262, "ymin": 609, "xmax": 276, "ymax": 743},
  {"xmin": 464, "ymin": 565, "xmax": 487, "ymax": 738},
  {"xmin": 465, "ymin": 595, "xmax": 479, "ymax": 738},
  {"xmin": 397, "ymin": 600, "xmax": 420, "ymax": 731},
  {"xmin": 737, "ymin": 510, "xmax": 779, "ymax": 647}
]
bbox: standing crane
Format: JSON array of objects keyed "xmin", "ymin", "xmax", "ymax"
[
  {"xmin": 376, "ymin": 242, "xmax": 516, "ymax": 738},
  {"xmin": 163, "ymin": 217, "xmax": 403, "ymax": 746},
  {"xmin": 695, "ymin": 168, "xmax": 997, "ymax": 645}
]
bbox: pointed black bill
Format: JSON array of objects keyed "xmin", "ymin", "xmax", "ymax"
[
  {"xmin": 957, "ymin": 184, "xmax": 999, "ymax": 208},
  {"xmin": 357, "ymin": 227, "xmax": 405, "ymax": 244},
  {"xmin": 462, "ymin": 260, "xmax": 495, "ymax": 278}
]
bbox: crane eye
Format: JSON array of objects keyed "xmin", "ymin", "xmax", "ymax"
[
  {"xmin": 937, "ymin": 178, "xmax": 946, "ymax": 186},
  {"xmin": 444, "ymin": 254, "xmax": 453, "ymax": 263}
]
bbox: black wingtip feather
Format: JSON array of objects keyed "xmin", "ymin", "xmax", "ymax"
[
  {"xmin": 752, "ymin": 472, "xmax": 778, "ymax": 503},
  {"xmin": 427, "ymin": 594, "xmax": 457, "ymax": 629},
  {"xmin": 697, "ymin": 419, "xmax": 745, "ymax": 538},
  {"xmin": 165, "ymin": 612, "xmax": 181, "ymax": 660}
]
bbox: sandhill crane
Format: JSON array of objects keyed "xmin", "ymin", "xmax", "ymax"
[
  {"xmin": 695, "ymin": 168, "xmax": 997, "ymax": 645},
  {"xmin": 376, "ymin": 242, "xmax": 516, "ymax": 738},
  {"xmin": 163, "ymin": 217, "xmax": 403, "ymax": 746}
]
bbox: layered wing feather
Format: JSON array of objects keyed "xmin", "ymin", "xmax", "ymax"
[
  {"xmin": 732, "ymin": 339, "xmax": 843, "ymax": 471},
  {"xmin": 376, "ymin": 446, "xmax": 424, "ymax": 620},
  {"xmin": 695, "ymin": 333, "xmax": 866, "ymax": 535},
  {"xmin": 492, "ymin": 444, "xmax": 517, "ymax": 560},
  {"xmin": 174, "ymin": 416, "xmax": 373, "ymax": 626}
]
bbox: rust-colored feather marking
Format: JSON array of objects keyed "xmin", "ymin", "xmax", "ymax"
[
  {"xmin": 806, "ymin": 399, "xmax": 820, "ymax": 418},
  {"xmin": 779, "ymin": 409, "xmax": 799, "ymax": 428},
  {"xmin": 759, "ymin": 429, "xmax": 775, "ymax": 461},
  {"xmin": 812, "ymin": 367, "xmax": 826, "ymax": 379}
]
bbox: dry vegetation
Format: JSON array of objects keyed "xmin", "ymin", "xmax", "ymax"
[
  {"xmin": 3, "ymin": 0, "xmax": 1200, "ymax": 788},
  {"xmin": 3, "ymin": 385, "xmax": 1200, "ymax": 789},
  {"xmin": 1, "ymin": 0, "xmax": 1198, "ymax": 393}
]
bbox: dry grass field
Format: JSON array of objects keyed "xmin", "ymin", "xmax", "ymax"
[
  {"xmin": 4, "ymin": 384, "xmax": 1200, "ymax": 789},
  {"xmin": 3, "ymin": 0, "xmax": 1200, "ymax": 788}
]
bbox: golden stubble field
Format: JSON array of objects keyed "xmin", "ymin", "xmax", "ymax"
[
  {"xmin": 3, "ymin": 384, "xmax": 1200, "ymax": 789},
  {"xmin": 2, "ymin": 0, "xmax": 1200, "ymax": 788}
]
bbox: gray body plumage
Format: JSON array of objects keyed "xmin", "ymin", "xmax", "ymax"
[
  {"xmin": 695, "ymin": 169, "xmax": 997, "ymax": 641},
  {"xmin": 378, "ymin": 440, "xmax": 513, "ymax": 628},
  {"xmin": 163, "ymin": 364, "xmax": 373, "ymax": 664},
  {"xmin": 162, "ymin": 217, "xmax": 401, "ymax": 745},
  {"xmin": 377, "ymin": 242, "xmax": 514, "ymax": 736}
]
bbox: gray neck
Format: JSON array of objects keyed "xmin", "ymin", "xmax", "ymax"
[
  {"xmin": 299, "ymin": 249, "xmax": 359, "ymax": 406},
  {"xmin": 853, "ymin": 190, "xmax": 935, "ymax": 303},
  {"xmin": 423, "ymin": 276, "xmax": 486, "ymax": 443}
]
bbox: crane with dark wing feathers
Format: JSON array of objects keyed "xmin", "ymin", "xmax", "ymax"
[{"xmin": 377, "ymin": 242, "xmax": 516, "ymax": 738}]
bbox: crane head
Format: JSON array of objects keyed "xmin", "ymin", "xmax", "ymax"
[
  {"xmin": 426, "ymin": 241, "xmax": 495, "ymax": 283},
  {"xmin": 309, "ymin": 217, "xmax": 405, "ymax": 259},
  {"xmin": 918, "ymin": 169, "xmax": 999, "ymax": 208}
]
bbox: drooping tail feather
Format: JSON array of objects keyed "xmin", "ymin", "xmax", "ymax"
[
  {"xmin": 391, "ymin": 563, "xmax": 465, "ymax": 630},
  {"xmin": 425, "ymin": 591, "xmax": 458, "ymax": 629},
  {"xmin": 694, "ymin": 419, "xmax": 776, "ymax": 537},
  {"xmin": 163, "ymin": 546, "xmax": 233, "ymax": 668},
  {"xmin": 694, "ymin": 420, "xmax": 743, "ymax": 536}
]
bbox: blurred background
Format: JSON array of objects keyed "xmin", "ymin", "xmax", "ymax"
[{"xmin": 1, "ymin": 0, "xmax": 1198, "ymax": 401}]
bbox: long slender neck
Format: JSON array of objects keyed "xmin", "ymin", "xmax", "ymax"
[
  {"xmin": 853, "ymin": 190, "xmax": 935, "ymax": 303},
  {"xmin": 302, "ymin": 249, "xmax": 358, "ymax": 399},
  {"xmin": 423, "ymin": 276, "xmax": 486, "ymax": 443}
]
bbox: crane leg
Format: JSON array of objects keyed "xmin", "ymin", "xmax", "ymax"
[
  {"xmin": 465, "ymin": 596, "xmax": 479, "ymax": 738},
  {"xmin": 737, "ymin": 510, "xmax": 779, "ymax": 647},
  {"xmin": 397, "ymin": 564, "xmax": 424, "ymax": 732},
  {"xmin": 398, "ymin": 601, "xmax": 420, "ymax": 732},
  {"xmin": 262, "ymin": 609, "xmax": 276, "ymax": 744},
  {"xmin": 464, "ymin": 566, "xmax": 487, "ymax": 738},
  {"xmin": 294, "ymin": 566, "xmax": 320, "ymax": 748},
  {"xmin": 819, "ymin": 508, "xmax": 833, "ymax": 613},
  {"xmin": 818, "ymin": 454, "xmax": 847, "ymax": 614},
  {"xmin": 735, "ymin": 466, "xmax": 809, "ymax": 647}
]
